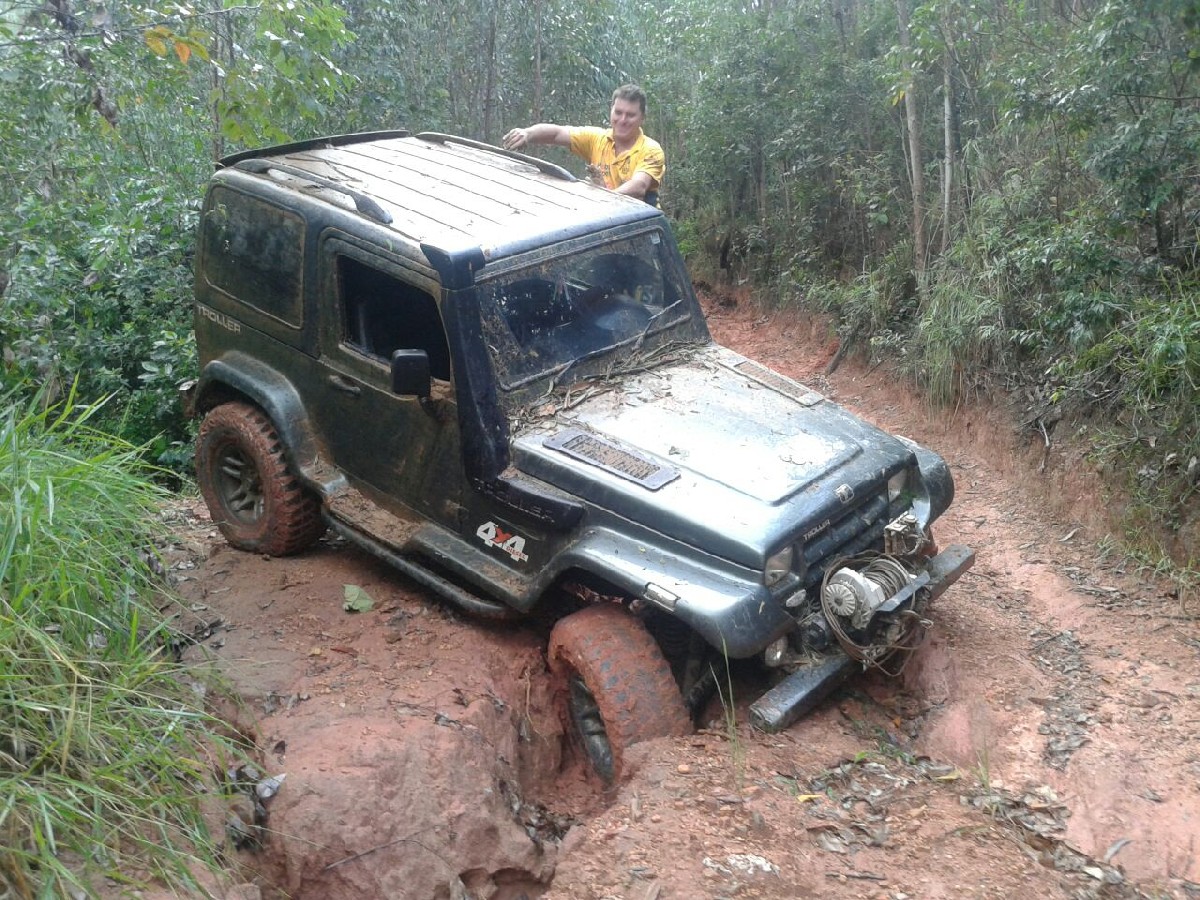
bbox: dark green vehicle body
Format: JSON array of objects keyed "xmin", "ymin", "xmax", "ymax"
[{"xmin": 191, "ymin": 131, "xmax": 973, "ymax": 735}]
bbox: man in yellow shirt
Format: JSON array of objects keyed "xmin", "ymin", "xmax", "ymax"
[{"xmin": 503, "ymin": 84, "xmax": 665, "ymax": 207}]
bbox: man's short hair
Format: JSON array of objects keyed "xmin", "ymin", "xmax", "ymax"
[{"xmin": 612, "ymin": 84, "xmax": 647, "ymax": 116}]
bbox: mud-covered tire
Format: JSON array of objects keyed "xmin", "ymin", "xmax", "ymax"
[
  {"xmin": 548, "ymin": 605, "xmax": 692, "ymax": 783},
  {"xmin": 196, "ymin": 402, "xmax": 325, "ymax": 556}
]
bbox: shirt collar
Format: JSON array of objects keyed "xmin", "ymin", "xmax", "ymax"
[{"xmin": 607, "ymin": 128, "xmax": 644, "ymax": 156}]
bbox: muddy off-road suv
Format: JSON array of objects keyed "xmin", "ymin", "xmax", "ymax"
[{"xmin": 190, "ymin": 131, "xmax": 974, "ymax": 781}]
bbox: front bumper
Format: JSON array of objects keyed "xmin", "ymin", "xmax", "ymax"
[{"xmin": 748, "ymin": 543, "xmax": 975, "ymax": 733}]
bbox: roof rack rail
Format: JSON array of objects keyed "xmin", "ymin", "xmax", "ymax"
[
  {"xmin": 232, "ymin": 159, "xmax": 393, "ymax": 225},
  {"xmin": 218, "ymin": 130, "xmax": 411, "ymax": 169},
  {"xmin": 416, "ymin": 132, "xmax": 577, "ymax": 183}
]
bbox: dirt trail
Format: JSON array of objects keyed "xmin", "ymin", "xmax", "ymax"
[{"xmin": 169, "ymin": 295, "xmax": 1200, "ymax": 900}]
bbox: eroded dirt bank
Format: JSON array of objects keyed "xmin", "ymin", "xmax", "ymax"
[{"xmin": 171, "ymin": 296, "xmax": 1200, "ymax": 899}]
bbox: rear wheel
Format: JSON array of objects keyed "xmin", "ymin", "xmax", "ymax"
[
  {"xmin": 196, "ymin": 402, "xmax": 325, "ymax": 556},
  {"xmin": 548, "ymin": 604, "xmax": 691, "ymax": 783}
]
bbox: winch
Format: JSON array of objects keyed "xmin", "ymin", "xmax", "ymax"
[{"xmin": 749, "ymin": 543, "xmax": 976, "ymax": 733}]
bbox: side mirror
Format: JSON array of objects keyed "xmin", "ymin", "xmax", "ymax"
[{"xmin": 390, "ymin": 349, "xmax": 431, "ymax": 397}]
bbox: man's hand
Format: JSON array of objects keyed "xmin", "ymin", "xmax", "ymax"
[{"xmin": 502, "ymin": 128, "xmax": 528, "ymax": 151}]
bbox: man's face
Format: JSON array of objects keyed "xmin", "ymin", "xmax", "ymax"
[{"xmin": 609, "ymin": 97, "xmax": 645, "ymax": 143}]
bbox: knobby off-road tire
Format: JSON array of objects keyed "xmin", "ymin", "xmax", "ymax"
[
  {"xmin": 196, "ymin": 402, "xmax": 325, "ymax": 556},
  {"xmin": 548, "ymin": 604, "xmax": 692, "ymax": 783}
]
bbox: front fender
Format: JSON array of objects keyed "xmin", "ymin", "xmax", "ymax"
[
  {"xmin": 558, "ymin": 526, "xmax": 794, "ymax": 658},
  {"xmin": 896, "ymin": 436, "xmax": 955, "ymax": 525}
]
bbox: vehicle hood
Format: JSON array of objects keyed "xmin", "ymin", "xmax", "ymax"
[{"xmin": 510, "ymin": 345, "xmax": 915, "ymax": 568}]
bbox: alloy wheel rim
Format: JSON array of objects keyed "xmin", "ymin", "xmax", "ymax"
[{"xmin": 216, "ymin": 445, "xmax": 264, "ymax": 523}]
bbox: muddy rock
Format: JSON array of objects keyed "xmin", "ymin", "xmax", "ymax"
[{"xmin": 259, "ymin": 705, "xmax": 555, "ymax": 898}]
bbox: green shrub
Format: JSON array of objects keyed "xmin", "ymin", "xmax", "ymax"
[{"xmin": 0, "ymin": 180, "xmax": 199, "ymax": 470}]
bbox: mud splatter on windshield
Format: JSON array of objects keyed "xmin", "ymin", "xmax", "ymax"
[{"xmin": 479, "ymin": 229, "xmax": 701, "ymax": 392}]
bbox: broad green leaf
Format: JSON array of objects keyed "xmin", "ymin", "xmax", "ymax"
[{"xmin": 343, "ymin": 584, "xmax": 375, "ymax": 613}]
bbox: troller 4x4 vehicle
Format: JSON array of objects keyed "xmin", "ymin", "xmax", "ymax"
[{"xmin": 191, "ymin": 131, "xmax": 974, "ymax": 781}]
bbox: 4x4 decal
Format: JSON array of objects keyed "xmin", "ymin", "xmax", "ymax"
[{"xmin": 476, "ymin": 521, "xmax": 529, "ymax": 563}]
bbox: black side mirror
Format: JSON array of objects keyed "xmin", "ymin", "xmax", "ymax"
[{"xmin": 391, "ymin": 349, "xmax": 431, "ymax": 397}]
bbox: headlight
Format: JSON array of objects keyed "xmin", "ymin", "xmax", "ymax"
[
  {"xmin": 764, "ymin": 545, "xmax": 794, "ymax": 587},
  {"xmin": 887, "ymin": 468, "xmax": 910, "ymax": 505}
]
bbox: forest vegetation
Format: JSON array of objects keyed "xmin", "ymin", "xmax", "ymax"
[
  {"xmin": 1, "ymin": 0, "xmax": 1197, "ymax": 556},
  {"xmin": 1, "ymin": 0, "xmax": 1198, "ymax": 892}
]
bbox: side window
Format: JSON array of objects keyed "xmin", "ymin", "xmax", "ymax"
[
  {"xmin": 337, "ymin": 256, "xmax": 452, "ymax": 381},
  {"xmin": 202, "ymin": 187, "xmax": 304, "ymax": 326}
]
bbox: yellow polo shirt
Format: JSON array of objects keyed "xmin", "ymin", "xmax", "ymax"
[{"xmin": 568, "ymin": 127, "xmax": 665, "ymax": 193}]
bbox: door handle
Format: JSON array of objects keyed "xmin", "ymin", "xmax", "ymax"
[{"xmin": 328, "ymin": 374, "xmax": 362, "ymax": 397}]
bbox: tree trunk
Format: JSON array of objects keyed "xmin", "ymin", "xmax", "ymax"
[
  {"xmin": 941, "ymin": 47, "xmax": 955, "ymax": 255},
  {"xmin": 895, "ymin": 0, "xmax": 926, "ymax": 281},
  {"xmin": 533, "ymin": 0, "xmax": 544, "ymax": 120},
  {"xmin": 210, "ymin": 0, "xmax": 228, "ymax": 162},
  {"xmin": 482, "ymin": 0, "xmax": 499, "ymax": 141}
]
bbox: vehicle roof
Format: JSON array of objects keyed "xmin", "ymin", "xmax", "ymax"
[{"xmin": 215, "ymin": 131, "xmax": 662, "ymax": 262}]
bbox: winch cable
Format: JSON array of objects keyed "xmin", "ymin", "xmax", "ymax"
[{"xmin": 820, "ymin": 553, "xmax": 931, "ymax": 677}]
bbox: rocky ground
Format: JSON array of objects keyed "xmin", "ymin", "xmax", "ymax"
[{"xmin": 160, "ymin": 293, "xmax": 1200, "ymax": 899}]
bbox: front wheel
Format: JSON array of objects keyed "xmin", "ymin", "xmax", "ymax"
[
  {"xmin": 195, "ymin": 402, "xmax": 325, "ymax": 556},
  {"xmin": 548, "ymin": 605, "xmax": 691, "ymax": 783}
]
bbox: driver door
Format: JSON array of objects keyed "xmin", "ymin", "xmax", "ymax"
[{"xmin": 311, "ymin": 235, "xmax": 463, "ymax": 529}]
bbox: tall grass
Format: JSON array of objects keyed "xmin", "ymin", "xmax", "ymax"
[
  {"xmin": 1, "ymin": 388, "xmax": 224, "ymax": 898},
  {"xmin": 912, "ymin": 271, "xmax": 1007, "ymax": 406}
]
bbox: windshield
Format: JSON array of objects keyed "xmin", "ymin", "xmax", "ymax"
[{"xmin": 479, "ymin": 230, "xmax": 697, "ymax": 389}]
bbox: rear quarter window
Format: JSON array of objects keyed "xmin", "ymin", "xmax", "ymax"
[{"xmin": 201, "ymin": 186, "xmax": 305, "ymax": 327}]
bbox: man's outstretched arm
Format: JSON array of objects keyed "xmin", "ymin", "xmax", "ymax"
[{"xmin": 503, "ymin": 124, "xmax": 571, "ymax": 150}]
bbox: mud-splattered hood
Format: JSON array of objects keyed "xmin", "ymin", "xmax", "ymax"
[{"xmin": 511, "ymin": 345, "xmax": 916, "ymax": 568}]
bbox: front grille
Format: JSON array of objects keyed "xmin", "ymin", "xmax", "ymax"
[
  {"xmin": 801, "ymin": 492, "xmax": 890, "ymax": 590},
  {"xmin": 544, "ymin": 428, "xmax": 679, "ymax": 490}
]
